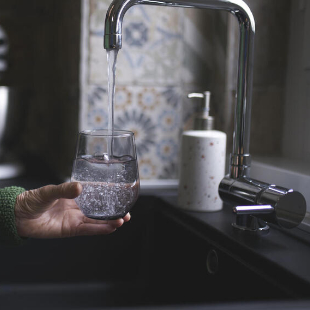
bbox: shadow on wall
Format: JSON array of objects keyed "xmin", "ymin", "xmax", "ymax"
[
  {"xmin": 0, "ymin": 0, "xmax": 81, "ymax": 179},
  {"xmin": 245, "ymin": 0, "xmax": 291, "ymax": 158}
]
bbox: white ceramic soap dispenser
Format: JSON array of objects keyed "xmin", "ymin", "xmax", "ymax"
[{"xmin": 178, "ymin": 91, "xmax": 226, "ymax": 212}]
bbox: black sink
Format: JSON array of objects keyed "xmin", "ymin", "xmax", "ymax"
[{"xmin": 0, "ymin": 195, "xmax": 304, "ymax": 309}]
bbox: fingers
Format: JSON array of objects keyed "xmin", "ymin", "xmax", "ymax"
[
  {"xmin": 75, "ymin": 213, "xmax": 131, "ymax": 236},
  {"xmin": 76, "ymin": 223, "xmax": 117, "ymax": 236},
  {"xmin": 82, "ymin": 214, "xmax": 130, "ymax": 228},
  {"xmin": 123, "ymin": 213, "xmax": 131, "ymax": 223},
  {"xmin": 76, "ymin": 219, "xmax": 123, "ymax": 236}
]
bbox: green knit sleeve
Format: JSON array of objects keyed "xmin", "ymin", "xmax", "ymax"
[{"xmin": 0, "ymin": 186, "xmax": 26, "ymax": 245}]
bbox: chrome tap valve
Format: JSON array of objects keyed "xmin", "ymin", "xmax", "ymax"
[{"xmin": 219, "ymin": 176, "xmax": 306, "ymax": 232}]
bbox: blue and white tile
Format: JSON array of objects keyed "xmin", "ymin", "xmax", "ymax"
[
  {"xmin": 88, "ymin": 0, "xmax": 184, "ymax": 86},
  {"xmin": 81, "ymin": 0, "xmax": 209, "ymax": 180},
  {"xmin": 84, "ymin": 84, "xmax": 183, "ymax": 179}
]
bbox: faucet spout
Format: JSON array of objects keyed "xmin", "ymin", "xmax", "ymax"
[{"xmin": 104, "ymin": 0, "xmax": 255, "ymax": 179}]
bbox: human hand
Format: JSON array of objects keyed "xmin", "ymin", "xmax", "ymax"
[{"xmin": 14, "ymin": 182, "xmax": 130, "ymax": 239}]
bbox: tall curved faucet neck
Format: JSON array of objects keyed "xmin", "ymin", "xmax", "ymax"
[{"xmin": 104, "ymin": 0, "xmax": 255, "ymax": 179}]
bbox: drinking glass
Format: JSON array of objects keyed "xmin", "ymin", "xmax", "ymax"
[{"xmin": 71, "ymin": 129, "xmax": 140, "ymax": 220}]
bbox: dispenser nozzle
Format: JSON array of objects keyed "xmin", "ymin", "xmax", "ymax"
[{"xmin": 187, "ymin": 91, "xmax": 214, "ymax": 130}]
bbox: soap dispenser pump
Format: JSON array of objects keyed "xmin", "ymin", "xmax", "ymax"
[
  {"xmin": 188, "ymin": 91, "xmax": 214, "ymax": 131},
  {"xmin": 178, "ymin": 91, "xmax": 226, "ymax": 212}
]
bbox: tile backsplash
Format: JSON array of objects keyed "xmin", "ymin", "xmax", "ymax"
[
  {"xmin": 80, "ymin": 0, "xmax": 228, "ymax": 180},
  {"xmin": 80, "ymin": 0, "xmax": 292, "ymax": 180},
  {"xmin": 86, "ymin": 84, "xmax": 182, "ymax": 179},
  {"xmin": 88, "ymin": 3, "xmax": 184, "ymax": 86}
]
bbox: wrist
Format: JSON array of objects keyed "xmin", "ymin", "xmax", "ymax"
[{"xmin": 0, "ymin": 186, "xmax": 26, "ymax": 245}]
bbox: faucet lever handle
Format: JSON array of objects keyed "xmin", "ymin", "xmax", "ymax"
[
  {"xmin": 232, "ymin": 205, "xmax": 275, "ymax": 232},
  {"xmin": 233, "ymin": 205, "xmax": 274, "ymax": 215}
]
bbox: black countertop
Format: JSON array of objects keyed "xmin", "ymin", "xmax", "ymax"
[
  {"xmin": 157, "ymin": 195, "xmax": 310, "ymax": 298},
  {"xmin": 1, "ymin": 177, "xmax": 310, "ymax": 309}
]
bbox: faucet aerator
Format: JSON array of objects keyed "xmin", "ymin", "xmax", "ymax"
[{"xmin": 104, "ymin": 34, "xmax": 122, "ymax": 50}]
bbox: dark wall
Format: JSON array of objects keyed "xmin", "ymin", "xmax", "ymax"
[
  {"xmin": 0, "ymin": 0, "xmax": 81, "ymax": 179},
  {"xmin": 245, "ymin": 0, "xmax": 291, "ymax": 157}
]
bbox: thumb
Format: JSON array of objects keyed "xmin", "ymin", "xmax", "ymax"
[
  {"xmin": 16, "ymin": 182, "xmax": 82, "ymax": 217},
  {"xmin": 36, "ymin": 182, "xmax": 83, "ymax": 203}
]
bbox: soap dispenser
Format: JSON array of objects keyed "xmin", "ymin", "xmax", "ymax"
[{"xmin": 178, "ymin": 91, "xmax": 226, "ymax": 212}]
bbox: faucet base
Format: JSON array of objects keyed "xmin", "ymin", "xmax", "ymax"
[
  {"xmin": 232, "ymin": 215, "xmax": 270, "ymax": 234},
  {"xmin": 232, "ymin": 222, "xmax": 270, "ymax": 233}
]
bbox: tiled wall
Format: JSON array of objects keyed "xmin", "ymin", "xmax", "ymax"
[
  {"xmin": 86, "ymin": 84, "xmax": 182, "ymax": 179},
  {"xmin": 80, "ymin": 0, "xmax": 227, "ymax": 180},
  {"xmin": 80, "ymin": 0, "xmax": 292, "ymax": 180}
]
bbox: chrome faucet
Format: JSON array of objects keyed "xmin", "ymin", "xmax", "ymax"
[{"xmin": 103, "ymin": 0, "xmax": 306, "ymax": 232}]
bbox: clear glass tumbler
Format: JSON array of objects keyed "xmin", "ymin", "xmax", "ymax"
[{"xmin": 71, "ymin": 130, "xmax": 140, "ymax": 220}]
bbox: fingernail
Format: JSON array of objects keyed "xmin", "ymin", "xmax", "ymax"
[{"xmin": 71, "ymin": 182, "xmax": 81, "ymax": 190}]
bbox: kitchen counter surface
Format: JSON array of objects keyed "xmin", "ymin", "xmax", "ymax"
[
  {"xmin": 1, "ymin": 177, "xmax": 310, "ymax": 309},
  {"xmin": 158, "ymin": 195, "xmax": 310, "ymax": 297}
]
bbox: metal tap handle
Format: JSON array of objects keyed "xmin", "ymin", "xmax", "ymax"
[
  {"xmin": 232, "ymin": 205, "xmax": 275, "ymax": 232},
  {"xmin": 233, "ymin": 205, "xmax": 274, "ymax": 215},
  {"xmin": 219, "ymin": 176, "xmax": 307, "ymax": 229}
]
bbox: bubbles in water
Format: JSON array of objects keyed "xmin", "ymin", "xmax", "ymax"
[
  {"xmin": 75, "ymin": 181, "xmax": 138, "ymax": 219},
  {"xmin": 72, "ymin": 155, "xmax": 139, "ymax": 220}
]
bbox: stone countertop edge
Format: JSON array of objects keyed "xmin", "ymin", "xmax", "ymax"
[{"xmin": 90, "ymin": 300, "xmax": 310, "ymax": 310}]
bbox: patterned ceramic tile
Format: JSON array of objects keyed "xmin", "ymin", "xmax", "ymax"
[
  {"xmin": 88, "ymin": 0, "xmax": 184, "ymax": 86},
  {"xmin": 85, "ymin": 84, "xmax": 183, "ymax": 179},
  {"xmin": 81, "ymin": 0, "xmax": 218, "ymax": 180}
]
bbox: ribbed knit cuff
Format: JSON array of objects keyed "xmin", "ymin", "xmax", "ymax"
[{"xmin": 0, "ymin": 186, "xmax": 26, "ymax": 245}]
